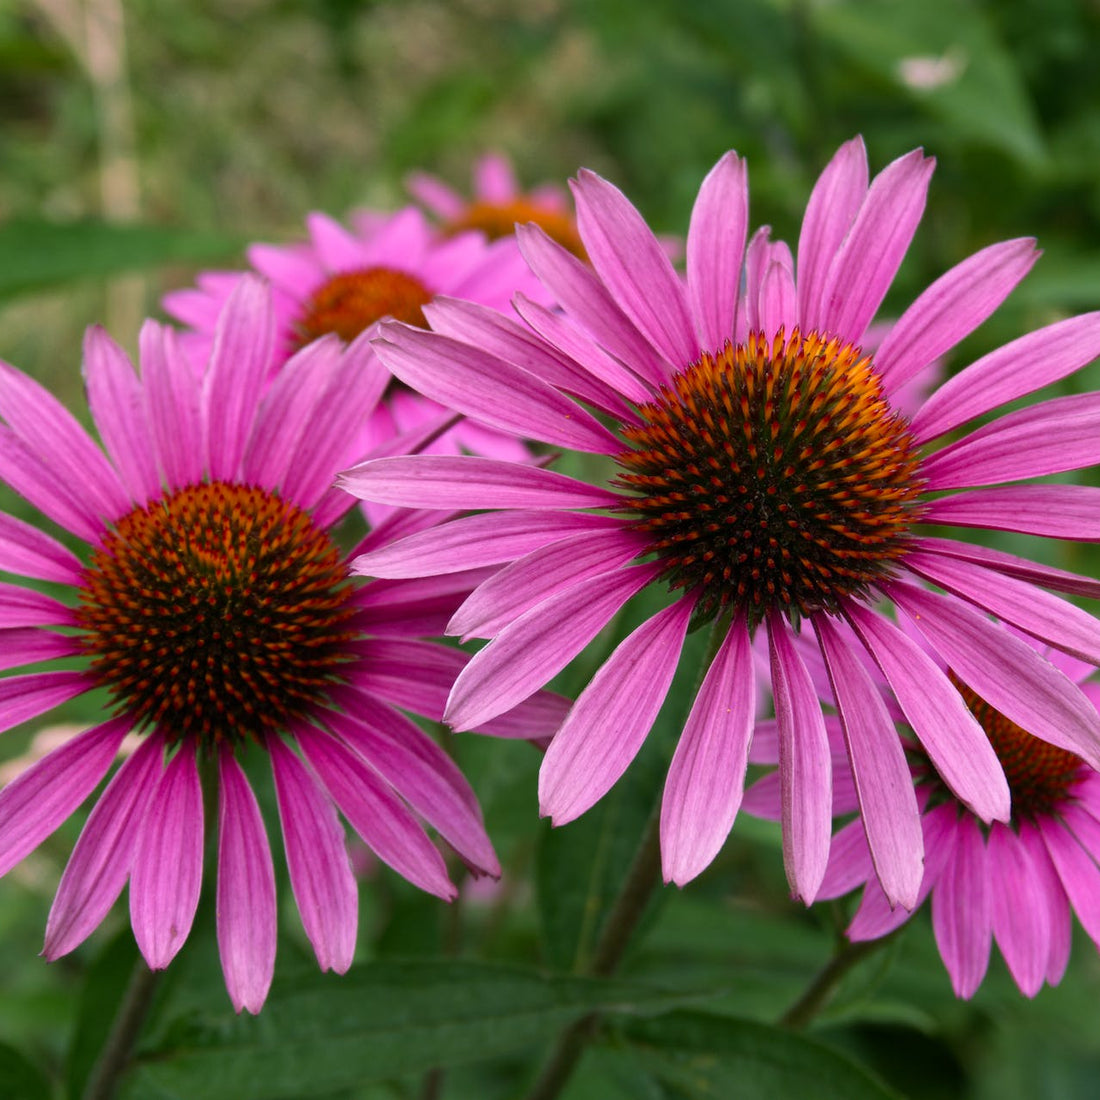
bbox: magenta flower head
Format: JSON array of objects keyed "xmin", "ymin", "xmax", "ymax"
[
  {"xmin": 407, "ymin": 151, "xmax": 586, "ymax": 259},
  {"xmin": 812, "ymin": 639, "xmax": 1100, "ymax": 999},
  {"xmin": 341, "ymin": 137, "xmax": 1100, "ymax": 910},
  {"xmin": 0, "ymin": 278, "xmax": 560, "ymax": 1014}
]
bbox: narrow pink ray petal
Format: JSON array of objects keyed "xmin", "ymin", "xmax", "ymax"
[
  {"xmin": 922, "ymin": 392, "xmax": 1100, "ymax": 490},
  {"xmin": 661, "ymin": 615, "xmax": 755, "ymax": 886},
  {"xmin": 0, "ymin": 670, "xmax": 88, "ymax": 736},
  {"xmin": 516, "ymin": 224, "xmax": 672, "ymax": 387},
  {"xmin": 845, "ymin": 601, "xmax": 1009, "ymax": 823},
  {"xmin": 572, "ymin": 169, "xmax": 698, "ymax": 369},
  {"xmin": 511, "ymin": 294, "xmax": 652, "ymax": 411},
  {"xmin": 352, "ymin": 510, "xmax": 619, "ymax": 579},
  {"xmin": 352, "ymin": 637, "xmax": 469, "ymax": 722},
  {"xmin": 903, "ymin": 549, "xmax": 1100, "ymax": 665},
  {"xmin": 406, "ymin": 171, "xmax": 464, "ymax": 218},
  {"xmin": 1020, "ymin": 820, "xmax": 1073, "ymax": 986},
  {"xmin": 0, "ymin": 584, "xmax": 77, "ymax": 628},
  {"xmin": 0, "ymin": 629, "xmax": 78, "ymax": 672},
  {"xmin": 83, "ymin": 327, "xmax": 160, "ymax": 504},
  {"xmin": 305, "ymin": 210, "xmax": 371, "ymax": 271},
  {"xmin": 217, "ymin": 749, "xmax": 276, "ymax": 1014},
  {"xmin": 988, "ymin": 822, "xmax": 1049, "ymax": 997},
  {"xmin": 817, "ymin": 817, "xmax": 874, "ymax": 901},
  {"xmin": 141, "ymin": 321, "xmax": 204, "ymax": 491},
  {"xmin": 449, "ymin": 526, "xmax": 647, "ymax": 640},
  {"xmin": 1038, "ymin": 816, "xmax": 1100, "ymax": 948},
  {"xmin": 910, "ymin": 312, "xmax": 1100, "ymax": 442},
  {"xmin": 815, "ymin": 614, "xmax": 923, "ymax": 909},
  {"xmin": 818, "ymin": 150, "xmax": 935, "ymax": 342},
  {"xmin": 241, "ymin": 336, "xmax": 343, "ymax": 491},
  {"xmin": 326, "ymin": 689, "xmax": 498, "ymax": 876},
  {"xmin": 475, "ymin": 153, "xmax": 518, "ymax": 201},
  {"xmin": 911, "ymin": 536, "xmax": 1100, "ymax": 600},
  {"xmin": 44, "ymin": 735, "xmax": 164, "ymax": 959},
  {"xmin": 877, "ymin": 239, "xmax": 1038, "ymax": 394},
  {"xmin": 931, "ymin": 813, "xmax": 990, "ymax": 999},
  {"xmin": 269, "ymin": 736, "xmax": 356, "ymax": 974},
  {"xmin": 0, "ymin": 513, "xmax": 83, "ymax": 584},
  {"xmin": 540, "ymin": 595, "xmax": 695, "ymax": 826},
  {"xmin": 767, "ymin": 614, "xmax": 832, "ymax": 903},
  {"xmin": 247, "ymin": 243, "xmax": 322, "ymax": 294},
  {"xmin": 361, "ymin": 207, "xmax": 433, "ymax": 270},
  {"xmin": 162, "ymin": 285, "xmax": 225, "ymax": 329},
  {"xmin": 0, "ymin": 361, "xmax": 130, "ymax": 522},
  {"xmin": 687, "ymin": 151, "xmax": 748, "ymax": 352},
  {"xmin": 757, "ymin": 259, "xmax": 798, "ymax": 340},
  {"xmin": 0, "ymin": 715, "xmax": 130, "ymax": 877},
  {"xmin": 445, "ymin": 562, "xmax": 661, "ymax": 732},
  {"xmin": 797, "ymin": 136, "xmax": 869, "ymax": 331},
  {"xmin": 374, "ymin": 328, "xmax": 621, "ymax": 453},
  {"xmin": 130, "ymin": 745, "xmax": 203, "ymax": 970},
  {"xmin": 424, "ymin": 297, "xmax": 642, "ymax": 416},
  {"xmin": 203, "ymin": 276, "xmax": 275, "ymax": 481},
  {"xmin": 923, "ymin": 484, "xmax": 1100, "ymax": 541},
  {"xmin": 339, "ymin": 454, "xmax": 618, "ymax": 512},
  {"xmin": 297, "ymin": 725, "xmax": 455, "ymax": 900},
  {"xmin": 888, "ymin": 581, "xmax": 1100, "ymax": 769},
  {"xmin": 474, "ymin": 688, "xmax": 573, "ymax": 740},
  {"xmin": 0, "ymin": 427, "xmax": 101, "ymax": 542}
]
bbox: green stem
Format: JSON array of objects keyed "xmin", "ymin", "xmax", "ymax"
[
  {"xmin": 81, "ymin": 958, "xmax": 161, "ymax": 1100},
  {"xmin": 779, "ymin": 933, "xmax": 893, "ymax": 1030}
]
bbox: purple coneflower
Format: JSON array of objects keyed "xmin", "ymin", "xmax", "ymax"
[
  {"xmin": 0, "ymin": 278, "xmax": 559, "ymax": 1013},
  {"xmin": 810, "ymin": 640, "xmax": 1100, "ymax": 999},
  {"xmin": 341, "ymin": 138, "xmax": 1100, "ymax": 909}
]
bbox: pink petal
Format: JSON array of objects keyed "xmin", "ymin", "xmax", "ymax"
[
  {"xmin": 374, "ymin": 327, "xmax": 621, "ymax": 453},
  {"xmin": 0, "ymin": 584, "xmax": 77, "ymax": 628},
  {"xmin": 406, "ymin": 171, "xmax": 463, "ymax": 218},
  {"xmin": 0, "ymin": 716, "xmax": 130, "ymax": 877},
  {"xmin": 352, "ymin": 510, "xmax": 619, "ymax": 579},
  {"xmin": 217, "ymin": 749, "xmax": 277, "ymax": 1014},
  {"xmin": 540, "ymin": 595, "xmax": 695, "ymax": 825},
  {"xmin": 888, "ymin": 580, "xmax": 1100, "ymax": 769},
  {"xmin": 445, "ymin": 562, "xmax": 660, "ymax": 731},
  {"xmin": 922, "ymin": 392, "xmax": 1100, "ymax": 490},
  {"xmin": 818, "ymin": 149, "xmax": 935, "ymax": 342},
  {"xmin": 297, "ymin": 725, "xmax": 455, "ymax": 900},
  {"xmin": 1038, "ymin": 815, "xmax": 1100, "ymax": 948},
  {"xmin": 757, "ymin": 257, "xmax": 797, "ymax": 340},
  {"xmin": 572, "ymin": 169, "xmax": 698, "ymax": 370},
  {"xmin": 141, "ymin": 322, "xmax": 204, "ymax": 491},
  {"xmin": 910, "ymin": 311, "xmax": 1100, "ymax": 442},
  {"xmin": 687, "ymin": 150, "xmax": 748, "ymax": 352},
  {"xmin": 1020, "ymin": 820, "xmax": 1073, "ymax": 986},
  {"xmin": 988, "ymin": 823, "xmax": 1050, "ymax": 997},
  {"xmin": 203, "ymin": 276, "xmax": 275, "ymax": 482},
  {"xmin": 130, "ymin": 745, "xmax": 203, "ymax": 969},
  {"xmin": 817, "ymin": 817, "xmax": 874, "ymax": 901},
  {"xmin": 305, "ymin": 210, "xmax": 370, "ymax": 271},
  {"xmin": 338, "ymin": 454, "xmax": 618, "ymax": 511},
  {"xmin": 661, "ymin": 615, "xmax": 755, "ymax": 885},
  {"xmin": 797, "ymin": 137, "xmax": 869, "ymax": 331},
  {"xmin": 845, "ymin": 600, "xmax": 1009, "ymax": 823},
  {"xmin": 923, "ymin": 484, "xmax": 1100, "ymax": 541},
  {"xmin": 767, "ymin": 614, "xmax": 833, "ymax": 903},
  {"xmin": 931, "ymin": 812, "xmax": 990, "ymax": 999},
  {"xmin": 815, "ymin": 614, "xmax": 923, "ymax": 909},
  {"xmin": 449, "ymin": 526, "xmax": 647, "ymax": 640},
  {"xmin": 475, "ymin": 153, "xmax": 517, "ymax": 201},
  {"xmin": 0, "ymin": 513, "xmax": 82, "ymax": 584},
  {"xmin": 0, "ymin": 670, "xmax": 88, "ymax": 736},
  {"xmin": 877, "ymin": 239, "xmax": 1039, "ymax": 395},
  {"xmin": 269, "ymin": 735, "xmax": 357, "ymax": 974},
  {"xmin": 43, "ymin": 735, "xmax": 165, "ymax": 959}
]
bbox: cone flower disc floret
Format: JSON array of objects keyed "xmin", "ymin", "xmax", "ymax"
[{"xmin": 342, "ymin": 138, "xmax": 1100, "ymax": 909}]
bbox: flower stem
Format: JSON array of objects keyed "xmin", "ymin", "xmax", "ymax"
[
  {"xmin": 779, "ymin": 933, "xmax": 893, "ymax": 1030},
  {"xmin": 81, "ymin": 957, "xmax": 161, "ymax": 1100}
]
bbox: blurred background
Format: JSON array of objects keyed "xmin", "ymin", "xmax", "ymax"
[{"xmin": 2, "ymin": 2, "xmax": 1100, "ymax": 1098}]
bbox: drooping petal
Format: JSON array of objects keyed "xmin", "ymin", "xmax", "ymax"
[
  {"xmin": 687, "ymin": 150, "xmax": 748, "ymax": 352},
  {"xmin": 44, "ymin": 735, "xmax": 165, "ymax": 959},
  {"xmin": 661, "ymin": 615, "xmax": 755, "ymax": 886},
  {"xmin": 0, "ymin": 670, "xmax": 89, "ymax": 736},
  {"xmin": 0, "ymin": 716, "xmax": 130, "ymax": 877},
  {"xmin": 217, "ymin": 749, "xmax": 277, "ymax": 1015},
  {"xmin": 0, "ymin": 513, "xmax": 83, "ymax": 584},
  {"xmin": 815, "ymin": 614, "xmax": 923, "ymax": 909},
  {"xmin": 817, "ymin": 817, "xmax": 874, "ymax": 901},
  {"xmin": 845, "ymin": 600, "xmax": 1009, "ymax": 823},
  {"xmin": 445, "ymin": 562, "xmax": 660, "ymax": 732},
  {"xmin": 767, "ymin": 613, "xmax": 832, "ymax": 903},
  {"xmin": 1020, "ymin": 820, "xmax": 1073, "ymax": 986},
  {"xmin": 269, "ymin": 735, "xmax": 357, "ymax": 974},
  {"xmin": 931, "ymin": 812, "xmax": 990, "ymax": 999},
  {"xmin": 130, "ymin": 744, "xmax": 203, "ymax": 970},
  {"xmin": 1038, "ymin": 815, "xmax": 1100, "ymax": 949},
  {"xmin": 540, "ymin": 595, "xmax": 695, "ymax": 825},
  {"xmin": 988, "ymin": 822, "xmax": 1050, "ymax": 997}
]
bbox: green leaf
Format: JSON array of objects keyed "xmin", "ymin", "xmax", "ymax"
[
  {"xmin": 0, "ymin": 1041, "xmax": 52, "ymax": 1100},
  {"xmin": 613, "ymin": 1010, "xmax": 902, "ymax": 1100},
  {"xmin": 123, "ymin": 960, "xmax": 702, "ymax": 1100},
  {"xmin": 0, "ymin": 220, "xmax": 242, "ymax": 300}
]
